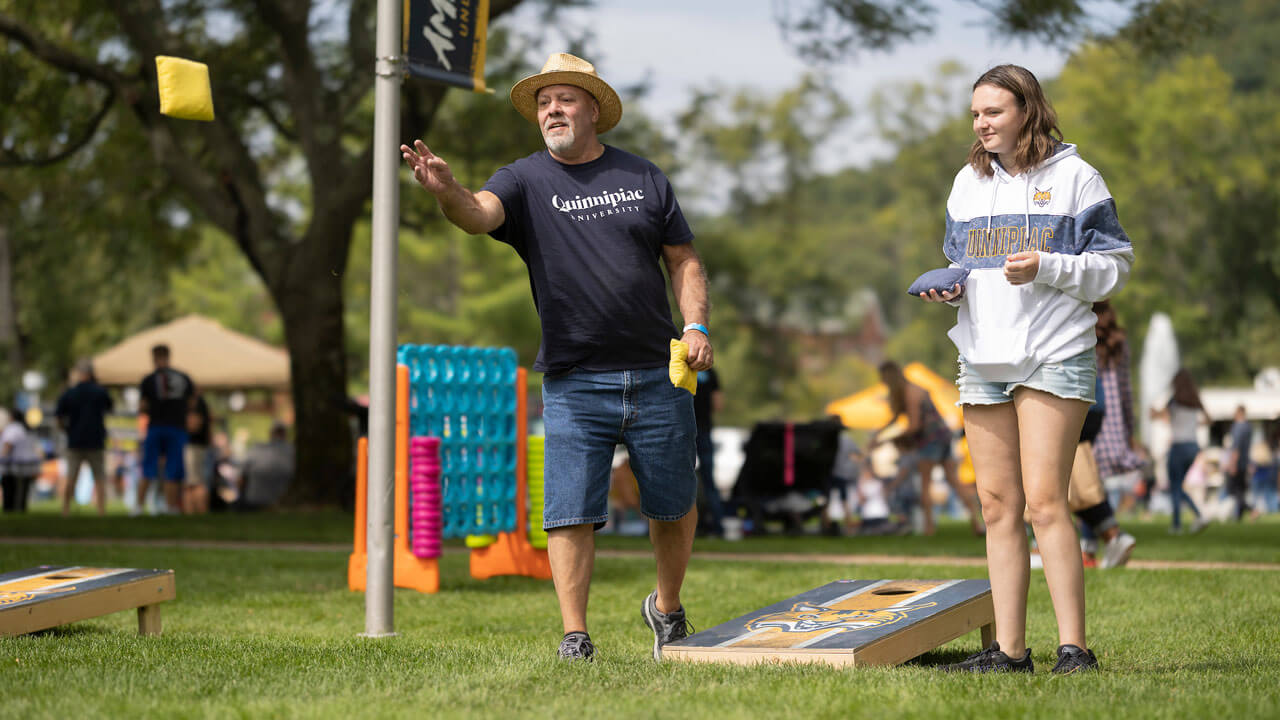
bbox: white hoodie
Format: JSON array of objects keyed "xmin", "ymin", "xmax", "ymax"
[{"xmin": 942, "ymin": 144, "xmax": 1134, "ymax": 382}]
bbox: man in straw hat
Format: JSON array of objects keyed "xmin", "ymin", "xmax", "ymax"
[{"xmin": 402, "ymin": 53, "xmax": 711, "ymax": 662}]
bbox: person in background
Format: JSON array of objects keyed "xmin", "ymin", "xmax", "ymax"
[
  {"xmin": 1, "ymin": 406, "xmax": 43, "ymax": 512},
  {"xmin": 1155, "ymin": 369, "xmax": 1212, "ymax": 534},
  {"xmin": 208, "ymin": 428, "xmax": 240, "ymax": 511},
  {"xmin": 235, "ymin": 422, "xmax": 294, "ymax": 511},
  {"xmin": 1079, "ymin": 300, "xmax": 1140, "ymax": 568},
  {"xmin": 1223, "ymin": 405, "xmax": 1253, "ymax": 522},
  {"xmin": 828, "ymin": 425, "xmax": 863, "ymax": 535},
  {"xmin": 55, "ymin": 359, "xmax": 113, "ymax": 516},
  {"xmin": 871, "ymin": 361, "xmax": 984, "ymax": 536},
  {"xmin": 136, "ymin": 344, "xmax": 196, "ymax": 515},
  {"xmin": 694, "ymin": 367, "xmax": 725, "ymax": 537},
  {"xmin": 1249, "ymin": 423, "xmax": 1279, "ymax": 517},
  {"xmin": 184, "ymin": 392, "xmax": 212, "ymax": 514}
]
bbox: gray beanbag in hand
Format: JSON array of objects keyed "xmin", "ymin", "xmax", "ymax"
[{"xmin": 907, "ymin": 267, "xmax": 969, "ymax": 296}]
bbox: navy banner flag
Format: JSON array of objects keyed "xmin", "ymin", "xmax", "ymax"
[{"xmin": 403, "ymin": 0, "xmax": 491, "ymax": 92}]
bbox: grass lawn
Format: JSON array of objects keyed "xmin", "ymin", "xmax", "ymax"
[
  {"xmin": 2, "ymin": 514, "xmax": 1279, "ymax": 718},
  {"xmin": 5, "ymin": 503, "xmax": 1278, "ymax": 564},
  {"xmin": 0, "ymin": 502, "xmax": 354, "ymax": 544}
]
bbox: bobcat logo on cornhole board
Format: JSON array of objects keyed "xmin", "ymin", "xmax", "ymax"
[{"xmin": 748, "ymin": 601, "xmax": 939, "ymax": 634}]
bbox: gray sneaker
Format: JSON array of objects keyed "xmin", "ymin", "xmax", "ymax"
[
  {"xmin": 641, "ymin": 590, "xmax": 693, "ymax": 660},
  {"xmin": 557, "ymin": 631, "xmax": 595, "ymax": 662},
  {"xmin": 1100, "ymin": 531, "xmax": 1136, "ymax": 569}
]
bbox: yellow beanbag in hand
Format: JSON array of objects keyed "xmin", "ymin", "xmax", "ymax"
[
  {"xmin": 155, "ymin": 56, "xmax": 215, "ymax": 121},
  {"xmin": 669, "ymin": 340, "xmax": 698, "ymax": 395}
]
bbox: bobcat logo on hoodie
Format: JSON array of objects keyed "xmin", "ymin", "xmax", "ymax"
[{"xmin": 1033, "ymin": 186, "xmax": 1052, "ymax": 207}]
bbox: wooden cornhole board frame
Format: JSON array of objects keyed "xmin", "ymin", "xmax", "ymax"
[
  {"xmin": 0, "ymin": 566, "xmax": 177, "ymax": 637},
  {"xmin": 663, "ymin": 579, "xmax": 993, "ymax": 667}
]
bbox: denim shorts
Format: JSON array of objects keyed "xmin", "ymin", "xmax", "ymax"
[
  {"xmin": 142, "ymin": 425, "xmax": 188, "ymax": 482},
  {"xmin": 957, "ymin": 348, "xmax": 1096, "ymax": 406},
  {"xmin": 917, "ymin": 437, "xmax": 953, "ymax": 463},
  {"xmin": 541, "ymin": 366, "xmax": 697, "ymax": 529}
]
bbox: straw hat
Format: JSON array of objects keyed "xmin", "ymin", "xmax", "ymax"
[{"xmin": 510, "ymin": 53, "xmax": 622, "ymax": 134}]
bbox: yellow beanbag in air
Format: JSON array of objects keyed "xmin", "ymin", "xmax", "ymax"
[
  {"xmin": 669, "ymin": 340, "xmax": 698, "ymax": 396},
  {"xmin": 155, "ymin": 56, "xmax": 215, "ymax": 121}
]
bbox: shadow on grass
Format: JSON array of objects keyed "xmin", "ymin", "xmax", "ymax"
[
  {"xmin": 21, "ymin": 624, "xmax": 115, "ymax": 639},
  {"xmin": 907, "ymin": 648, "xmax": 980, "ymax": 667}
]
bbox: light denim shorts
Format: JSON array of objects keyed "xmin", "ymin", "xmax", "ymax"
[
  {"xmin": 957, "ymin": 348, "xmax": 1096, "ymax": 406},
  {"xmin": 540, "ymin": 366, "xmax": 697, "ymax": 529}
]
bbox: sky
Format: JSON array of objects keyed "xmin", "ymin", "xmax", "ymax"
[{"xmin": 502, "ymin": 0, "xmax": 1087, "ymax": 173}]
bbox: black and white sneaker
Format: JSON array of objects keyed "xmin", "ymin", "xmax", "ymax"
[
  {"xmin": 1051, "ymin": 644, "xmax": 1098, "ymax": 674},
  {"xmin": 940, "ymin": 642, "xmax": 1034, "ymax": 673},
  {"xmin": 641, "ymin": 590, "xmax": 693, "ymax": 660},
  {"xmin": 557, "ymin": 631, "xmax": 595, "ymax": 662}
]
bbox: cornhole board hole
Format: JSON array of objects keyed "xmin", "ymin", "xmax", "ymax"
[
  {"xmin": 0, "ymin": 566, "xmax": 177, "ymax": 637},
  {"xmin": 663, "ymin": 579, "xmax": 993, "ymax": 667}
]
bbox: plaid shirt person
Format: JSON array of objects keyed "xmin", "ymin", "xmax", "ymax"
[{"xmin": 1093, "ymin": 343, "xmax": 1144, "ymax": 478}]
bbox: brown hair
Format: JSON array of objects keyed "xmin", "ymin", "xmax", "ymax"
[
  {"xmin": 1170, "ymin": 369, "xmax": 1202, "ymax": 409},
  {"xmin": 1093, "ymin": 300, "xmax": 1128, "ymax": 369},
  {"xmin": 968, "ymin": 65, "xmax": 1063, "ymax": 177},
  {"xmin": 878, "ymin": 361, "xmax": 908, "ymax": 418}
]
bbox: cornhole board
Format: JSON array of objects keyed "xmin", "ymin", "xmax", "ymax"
[
  {"xmin": 0, "ymin": 566, "xmax": 177, "ymax": 637},
  {"xmin": 663, "ymin": 579, "xmax": 993, "ymax": 667}
]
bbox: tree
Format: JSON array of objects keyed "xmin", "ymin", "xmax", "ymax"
[
  {"xmin": 1056, "ymin": 43, "xmax": 1280, "ymax": 382},
  {"xmin": 774, "ymin": 0, "xmax": 1213, "ymax": 61},
  {"xmin": 676, "ymin": 76, "xmax": 875, "ymax": 421},
  {"xmin": 0, "ymin": 0, "xmax": 531, "ymax": 504}
]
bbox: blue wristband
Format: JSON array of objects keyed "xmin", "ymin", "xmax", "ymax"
[{"xmin": 682, "ymin": 323, "xmax": 709, "ymax": 338}]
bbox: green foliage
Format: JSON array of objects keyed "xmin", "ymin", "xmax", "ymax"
[
  {"xmin": 169, "ymin": 225, "xmax": 283, "ymax": 344},
  {"xmin": 1055, "ymin": 32, "xmax": 1280, "ymax": 382},
  {"xmin": 676, "ymin": 76, "xmax": 864, "ymax": 422},
  {"xmin": 774, "ymin": 0, "xmax": 1205, "ymax": 61}
]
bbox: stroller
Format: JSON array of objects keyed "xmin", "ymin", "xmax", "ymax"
[{"xmin": 730, "ymin": 417, "xmax": 843, "ymax": 534}]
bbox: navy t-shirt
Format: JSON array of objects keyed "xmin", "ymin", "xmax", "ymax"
[
  {"xmin": 482, "ymin": 146, "xmax": 694, "ymax": 374},
  {"xmin": 139, "ymin": 368, "xmax": 195, "ymax": 428},
  {"xmin": 55, "ymin": 382, "xmax": 113, "ymax": 450}
]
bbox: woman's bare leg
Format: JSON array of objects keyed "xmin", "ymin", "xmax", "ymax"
[
  {"xmin": 942, "ymin": 457, "xmax": 985, "ymax": 534},
  {"xmin": 917, "ymin": 459, "xmax": 937, "ymax": 535},
  {"xmin": 963, "ymin": 402, "xmax": 1028, "ymax": 656},
  {"xmin": 1014, "ymin": 387, "xmax": 1090, "ymax": 650}
]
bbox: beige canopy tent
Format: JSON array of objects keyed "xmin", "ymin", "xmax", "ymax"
[{"xmin": 92, "ymin": 315, "xmax": 290, "ymax": 389}]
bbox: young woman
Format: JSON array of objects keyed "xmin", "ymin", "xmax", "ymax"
[
  {"xmin": 921, "ymin": 65, "xmax": 1134, "ymax": 674},
  {"xmin": 870, "ymin": 361, "xmax": 984, "ymax": 536},
  {"xmin": 1155, "ymin": 369, "xmax": 1212, "ymax": 534}
]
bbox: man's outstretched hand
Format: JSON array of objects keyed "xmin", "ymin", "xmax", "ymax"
[{"xmin": 401, "ymin": 140, "xmax": 456, "ymax": 196}]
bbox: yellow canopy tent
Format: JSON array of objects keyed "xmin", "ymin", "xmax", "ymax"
[
  {"xmin": 826, "ymin": 362, "xmax": 961, "ymax": 430},
  {"xmin": 826, "ymin": 362, "xmax": 976, "ymax": 484}
]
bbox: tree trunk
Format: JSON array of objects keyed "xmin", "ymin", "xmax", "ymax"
[
  {"xmin": 0, "ymin": 221, "xmax": 24, "ymax": 382},
  {"xmin": 275, "ymin": 248, "xmax": 354, "ymax": 508}
]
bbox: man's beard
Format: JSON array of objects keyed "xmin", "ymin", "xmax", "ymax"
[{"xmin": 543, "ymin": 122, "xmax": 576, "ymax": 154}]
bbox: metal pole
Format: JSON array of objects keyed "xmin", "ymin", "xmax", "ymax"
[{"xmin": 363, "ymin": 0, "xmax": 402, "ymax": 638}]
